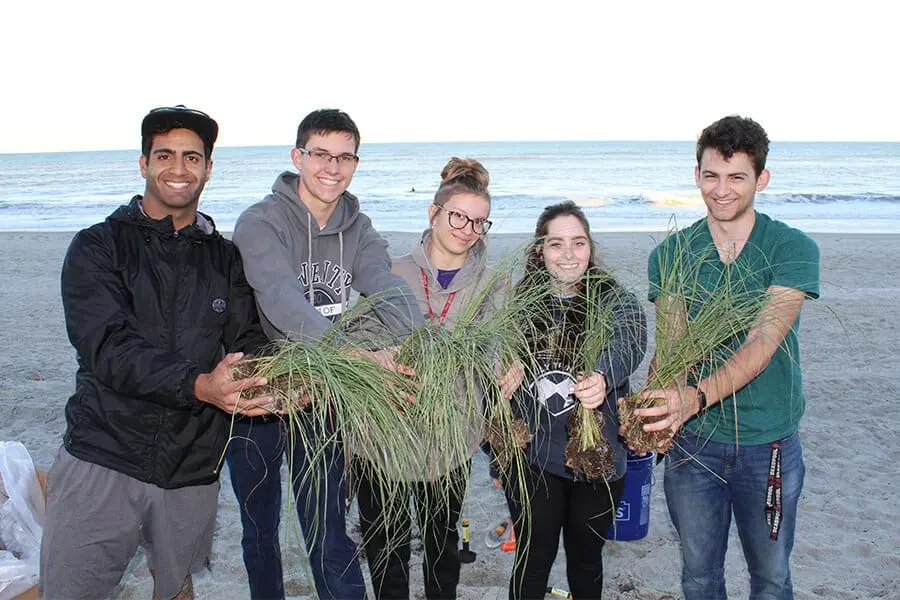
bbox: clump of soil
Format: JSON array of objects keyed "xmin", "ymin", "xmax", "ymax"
[
  {"xmin": 619, "ymin": 394, "xmax": 670, "ymax": 454},
  {"xmin": 484, "ymin": 416, "xmax": 532, "ymax": 469},
  {"xmin": 230, "ymin": 359, "xmax": 311, "ymax": 414},
  {"xmin": 564, "ymin": 409, "xmax": 616, "ymax": 480}
]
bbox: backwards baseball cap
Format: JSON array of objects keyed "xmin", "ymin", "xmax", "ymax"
[{"xmin": 141, "ymin": 105, "xmax": 219, "ymax": 156}]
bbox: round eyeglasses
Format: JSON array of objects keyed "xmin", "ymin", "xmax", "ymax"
[{"xmin": 435, "ymin": 205, "xmax": 492, "ymax": 235}]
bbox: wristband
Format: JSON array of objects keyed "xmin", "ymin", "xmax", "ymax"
[{"xmin": 694, "ymin": 386, "xmax": 708, "ymax": 411}]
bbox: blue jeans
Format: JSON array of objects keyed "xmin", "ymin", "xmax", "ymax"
[
  {"xmin": 664, "ymin": 431, "xmax": 804, "ymax": 600},
  {"xmin": 225, "ymin": 417, "xmax": 366, "ymax": 600}
]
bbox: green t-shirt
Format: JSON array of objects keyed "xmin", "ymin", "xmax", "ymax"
[{"xmin": 647, "ymin": 211, "xmax": 820, "ymax": 444}]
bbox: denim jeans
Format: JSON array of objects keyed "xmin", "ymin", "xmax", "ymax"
[
  {"xmin": 664, "ymin": 431, "xmax": 804, "ymax": 600},
  {"xmin": 225, "ymin": 417, "xmax": 366, "ymax": 600}
]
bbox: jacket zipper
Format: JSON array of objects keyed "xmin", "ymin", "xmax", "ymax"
[{"xmin": 149, "ymin": 233, "xmax": 182, "ymax": 482}]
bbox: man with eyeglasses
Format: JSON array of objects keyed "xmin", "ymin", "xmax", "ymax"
[
  {"xmin": 40, "ymin": 105, "xmax": 271, "ymax": 600},
  {"xmin": 226, "ymin": 108, "xmax": 423, "ymax": 600}
]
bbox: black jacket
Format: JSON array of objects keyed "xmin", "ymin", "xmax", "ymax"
[{"xmin": 60, "ymin": 196, "xmax": 269, "ymax": 488}]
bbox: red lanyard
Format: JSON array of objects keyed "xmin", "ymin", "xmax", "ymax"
[{"xmin": 420, "ymin": 268, "xmax": 456, "ymax": 325}]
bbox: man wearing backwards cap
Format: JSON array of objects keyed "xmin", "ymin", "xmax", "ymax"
[{"xmin": 40, "ymin": 105, "xmax": 271, "ymax": 600}]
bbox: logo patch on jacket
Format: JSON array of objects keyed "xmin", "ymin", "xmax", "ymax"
[
  {"xmin": 211, "ymin": 298, "xmax": 227, "ymax": 313},
  {"xmin": 529, "ymin": 370, "xmax": 577, "ymax": 417}
]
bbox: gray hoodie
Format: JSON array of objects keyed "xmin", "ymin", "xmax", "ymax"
[
  {"xmin": 352, "ymin": 230, "xmax": 503, "ymax": 481},
  {"xmin": 395, "ymin": 232, "xmax": 499, "ymax": 479},
  {"xmin": 233, "ymin": 171, "xmax": 421, "ymax": 342},
  {"xmin": 393, "ymin": 230, "xmax": 495, "ymax": 330}
]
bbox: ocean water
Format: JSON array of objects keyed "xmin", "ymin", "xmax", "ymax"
[{"xmin": 1, "ymin": 141, "xmax": 898, "ymax": 234}]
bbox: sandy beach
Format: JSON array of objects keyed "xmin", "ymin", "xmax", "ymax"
[{"xmin": 1, "ymin": 229, "xmax": 897, "ymax": 600}]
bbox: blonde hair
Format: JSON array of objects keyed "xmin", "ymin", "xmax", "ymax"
[{"xmin": 433, "ymin": 157, "xmax": 490, "ymax": 208}]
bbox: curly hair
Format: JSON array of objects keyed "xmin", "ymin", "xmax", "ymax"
[{"xmin": 696, "ymin": 115, "xmax": 770, "ymax": 176}]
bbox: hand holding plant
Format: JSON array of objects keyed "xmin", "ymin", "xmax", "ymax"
[
  {"xmin": 349, "ymin": 346, "xmax": 416, "ymax": 377},
  {"xmin": 620, "ymin": 227, "xmax": 769, "ymax": 454},
  {"xmin": 198, "ymin": 352, "xmax": 273, "ymax": 417},
  {"xmin": 572, "ymin": 371, "xmax": 606, "ymax": 410},
  {"xmin": 498, "ymin": 360, "xmax": 525, "ymax": 400},
  {"xmin": 637, "ymin": 386, "xmax": 702, "ymax": 431}
]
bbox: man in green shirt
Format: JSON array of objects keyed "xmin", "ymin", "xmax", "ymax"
[{"xmin": 636, "ymin": 115, "xmax": 819, "ymax": 599}]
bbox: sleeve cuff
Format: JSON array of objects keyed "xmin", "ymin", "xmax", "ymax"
[{"xmin": 180, "ymin": 366, "xmax": 201, "ymax": 409}]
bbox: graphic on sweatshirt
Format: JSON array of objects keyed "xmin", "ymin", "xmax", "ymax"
[
  {"xmin": 529, "ymin": 370, "xmax": 577, "ymax": 417},
  {"xmin": 298, "ymin": 260, "xmax": 352, "ymax": 322},
  {"xmin": 305, "ymin": 287, "xmax": 341, "ymax": 321}
]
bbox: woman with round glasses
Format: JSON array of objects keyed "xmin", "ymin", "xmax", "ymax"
[{"xmin": 354, "ymin": 157, "xmax": 517, "ymax": 599}]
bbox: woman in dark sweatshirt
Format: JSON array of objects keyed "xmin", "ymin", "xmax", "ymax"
[{"xmin": 505, "ymin": 201, "xmax": 647, "ymax": 600}]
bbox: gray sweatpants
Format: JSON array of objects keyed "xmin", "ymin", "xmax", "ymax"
[{"xmin": 39, "ymin": 447, "xmax": 218, "ymax": 600}]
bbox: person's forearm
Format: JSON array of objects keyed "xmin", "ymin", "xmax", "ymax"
[
  {"xmin": 694, "ymin": 286, "xmax": 805, "ymax": 408},
  {"xmin": 693, "ymin": 323, "xmax": 779, "ymax": 408}
]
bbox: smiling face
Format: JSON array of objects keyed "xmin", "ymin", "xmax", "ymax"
[
  {"xmin": 540, "ymin": 214, "xmax": 592, "ymax": 292},
  {"xmin": 426, "ymin": 191, "xmax": 491, "ymax": 268},
  {"xmin": 291, "ymin": 131, "xmax": 358, "ymax": 221},
  {"xmin": 695, "ymin": 148, "xmax": 770, "ymax": 227},
  {"xmin": 139, "ymin": 128, "xmax": 211, "ymax": 227}
]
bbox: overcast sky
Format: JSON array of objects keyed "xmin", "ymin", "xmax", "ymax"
[{"xmin": 2, "ymin": 0, "xmax": 896, "ymax": 153}]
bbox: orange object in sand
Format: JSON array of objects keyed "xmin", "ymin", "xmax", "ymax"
[
  {"xmin": 500, "ymin": 521, "xmax": 517, "ymax": 552},
  {"xmin": 485, "ymin": 517, "xmax": 511, "ymax": 548}
]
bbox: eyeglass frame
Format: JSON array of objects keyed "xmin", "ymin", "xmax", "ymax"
[
  {"xmin": 297, "ymin": 147, "xmax": 360, "ymax": 167},
  {"xmin": 433, "ymin": 204, "xmax": 493, "ymax": 235}
]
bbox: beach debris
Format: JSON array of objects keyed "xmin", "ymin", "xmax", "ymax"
[
  {"xmin": 500, "ymin": 520, "xmax": 517, "ymax": 552},
  {"xmin": 485, "ymin": 517, "xmax": 511, "ymax": 548},
  {"xmin": 459, "ymin": 519, "xmax": 476, "ymax": 563}
]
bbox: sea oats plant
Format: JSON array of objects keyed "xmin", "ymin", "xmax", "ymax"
[
  {"xmin": 561, "ymin": 269, "xmax": 625, "ymax": 481},
  {"xmin": 352, "ymin": 250, "xmax": 546, "ymax": 557},
  {"xmin": 388, "ymin": 251, "xmax": 539, "ymax": 488},
  {"xmin": 226, "ymin": 248, "xmax": 559, "ymax": 558},
  {"xmin": 226, "ymin": 295, "xmax": 427, "ymax": 547},
  {"xmin": 620, "ymin": 229, "xmax": 770, "ymax": 454}
]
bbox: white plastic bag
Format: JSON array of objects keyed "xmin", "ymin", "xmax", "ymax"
[{"xmin": 0, "ymin": 441, "xmax": 45, "ymax": 600}]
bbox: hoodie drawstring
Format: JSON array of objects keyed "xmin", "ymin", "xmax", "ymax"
[
  {"xmin": 307, "ymin": 212, "xmax": 314, "ymax": 304},
  {"xmin": 306, "ymin": 212, "xmax": 347, "ymax": 317},
  {"xmin": 339, "ymin": 231, "xmax": 346, "ymax": 313}
]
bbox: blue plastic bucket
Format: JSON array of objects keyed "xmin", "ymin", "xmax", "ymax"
[{"xmin": 606, "ymin": 452, "xmax": 655, "ymax": 541}]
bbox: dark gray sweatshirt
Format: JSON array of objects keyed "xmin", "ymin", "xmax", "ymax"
[
  {"xmin": 233, "ymin": 171, "xmax": 422, "ymax": 342},
  {"xmin": 517, "ymin": 288, "xmax": 647, "ymax": 481}
]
